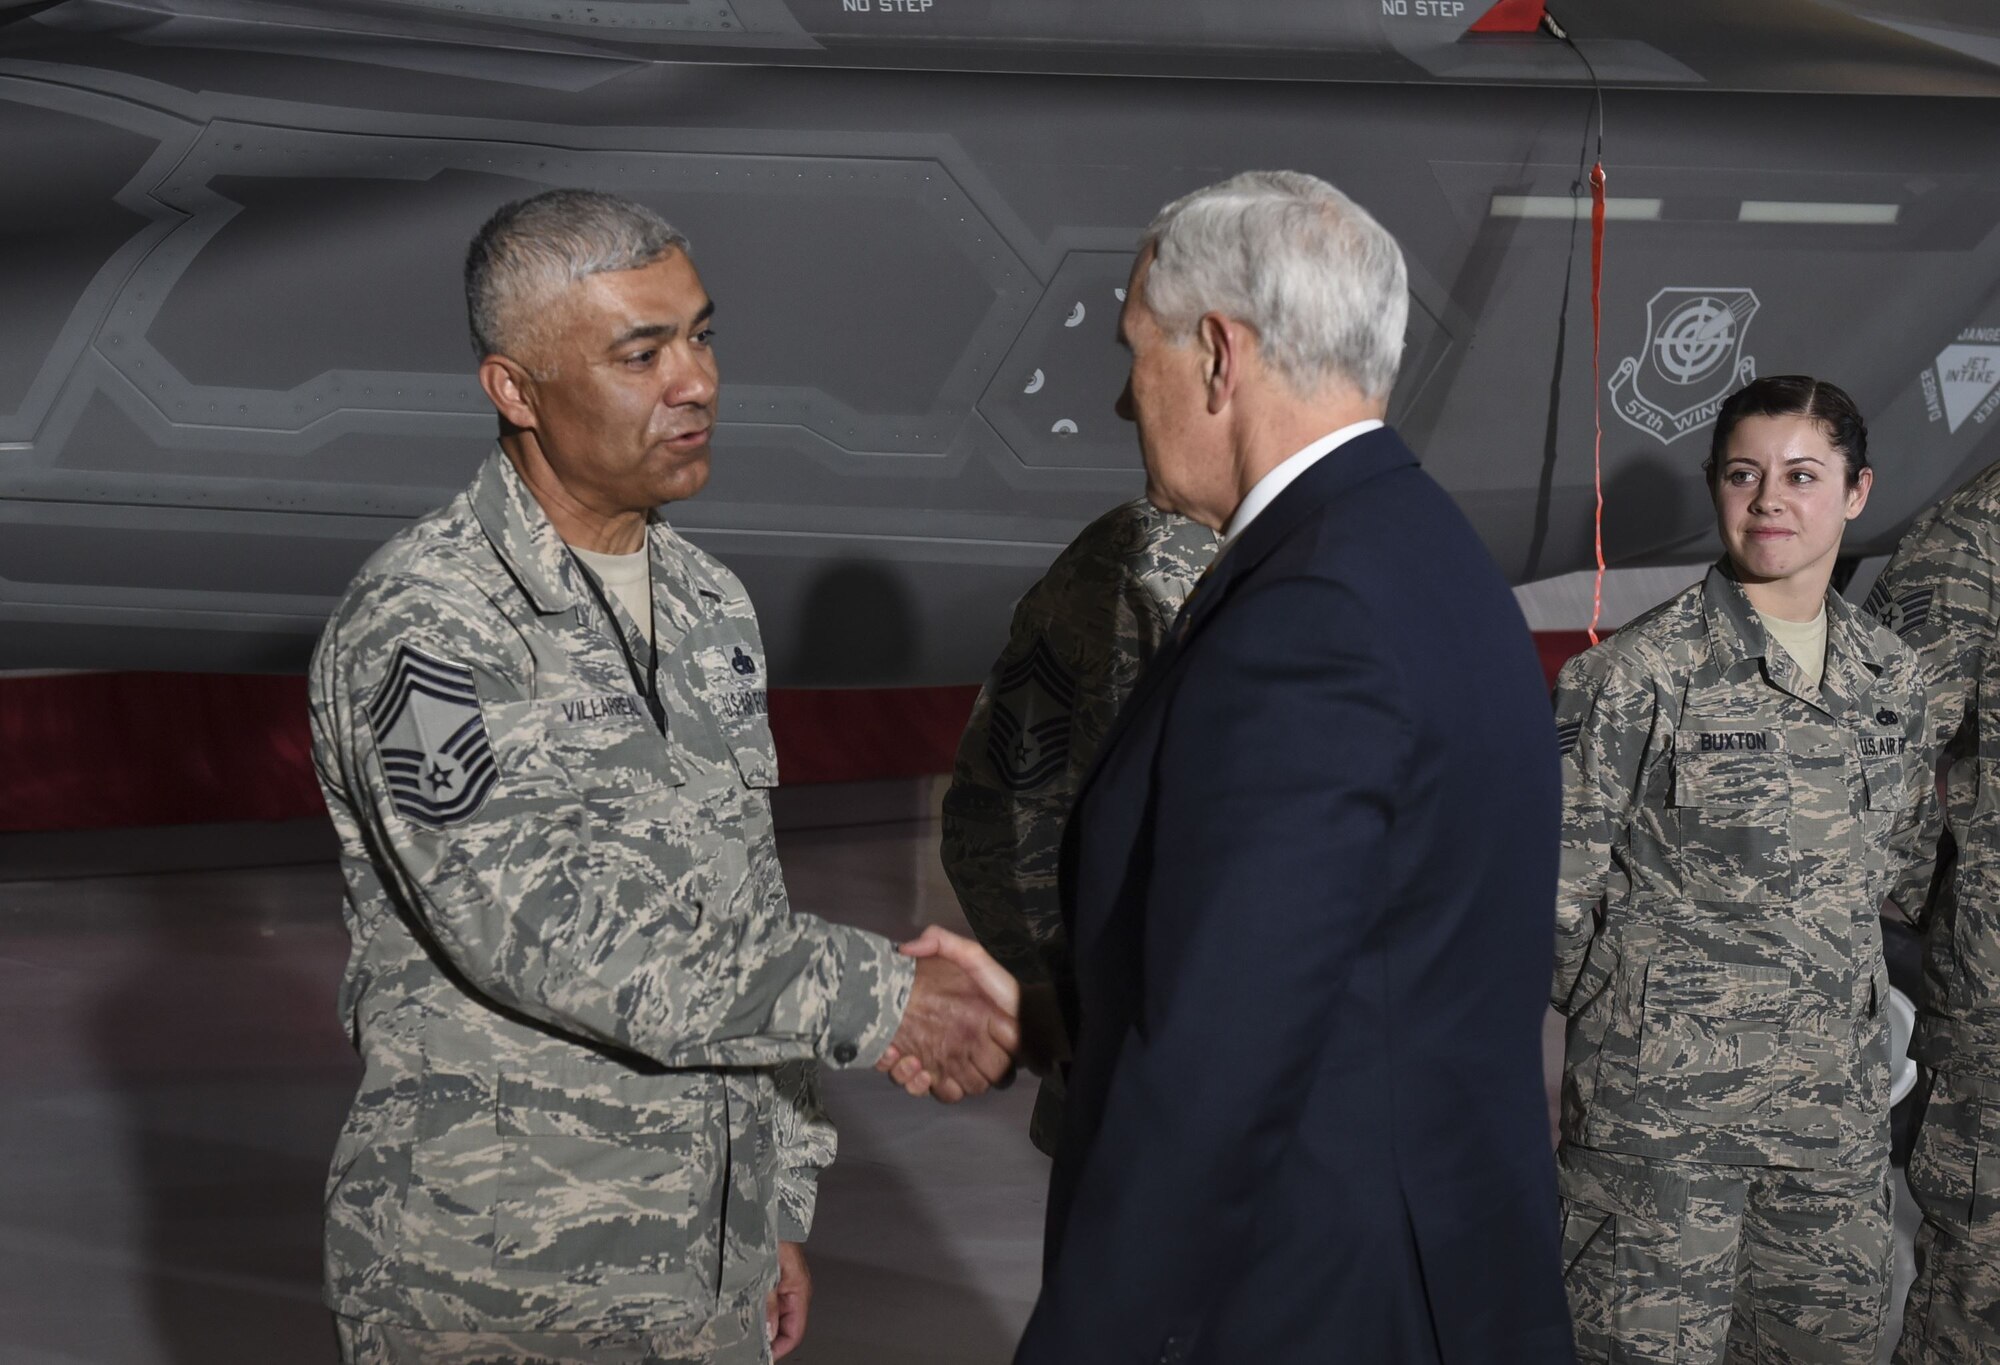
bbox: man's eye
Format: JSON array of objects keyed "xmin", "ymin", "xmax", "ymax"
[
  {"xmin": 623, "ymin": 349, "xmax": 656, "ymax": 368},
  {"xmin": 694, "ymin": 327, "xmax": 718, "ymax": 347}
]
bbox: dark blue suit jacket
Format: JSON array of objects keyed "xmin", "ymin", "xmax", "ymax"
[{"xmin": 1016, "ymin": 428, "xmax": 1573, "ymax": 1365}]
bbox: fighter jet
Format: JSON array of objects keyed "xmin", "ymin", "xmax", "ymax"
[{"xmin": 3, "ymin": 0, "xmax": 1999, "ymax": 681}]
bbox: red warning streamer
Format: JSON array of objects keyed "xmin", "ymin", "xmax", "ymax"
[{"xmin": 1588, "ymin": 160, "xmax": 1607, "ymax": 645}]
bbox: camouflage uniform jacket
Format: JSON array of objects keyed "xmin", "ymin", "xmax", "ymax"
[
  {"xmin": 308, "ymin": 450, "xmax": 915, "ymax": 1333},
  {"xmin": 1869, "ymin": 458, "xmax": 2000, "ymax": 1084},
  {"xmin": 940, "ymin": 498, "xmax": 1217, "ymax": 1152},
  {"xmin": 1552, "ymin": 562, "xmax": 1934, "ymax": 1168}
]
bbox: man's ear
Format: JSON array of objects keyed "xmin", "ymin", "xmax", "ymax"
[
  {"xmin": 1198, "ymin": 312, "xmax": 1242, "ymax": 416},
  {"xmin": 478, "ymin": 354, "xmax": 538, "ymax": 431}
]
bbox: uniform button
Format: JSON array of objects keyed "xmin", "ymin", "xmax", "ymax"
[{"xmin": 833, "ymin": 1042, "xmax": 858, "ymax": 1065}]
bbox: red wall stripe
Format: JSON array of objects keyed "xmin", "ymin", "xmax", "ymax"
[{"xmin": 0, "ymin": 637, "xmax": 1591, "ymax": 834}]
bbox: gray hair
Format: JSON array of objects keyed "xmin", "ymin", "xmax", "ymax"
[
  {"xmin": 1139, "ymin": 170, "xmax": 1408, "ymax": 401},
  {"xmin": 465, "ymin": 189, "xmax": 689, "ymax": 364}
]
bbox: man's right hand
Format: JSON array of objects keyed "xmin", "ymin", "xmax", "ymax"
[{"xmin": 883, "ymin": 931, "xmax": 1020, "ymax": 1103}]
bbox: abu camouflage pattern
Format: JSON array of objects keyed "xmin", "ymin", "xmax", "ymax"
[
  {"xmin": 336, "ymin": 1287, "xmax": 767, "ymax": 1364},
  {"xmin": 1867, "ymin": 458, "xmax": 2000, "ymax": 1084},
  {"xmin": 309, "ymin": 450, "xmax": 914, "ymax": 1337},
  {"xmin": 940, "ymin": 497, "xmax": 1217, "ymax": 1152},
  {"xmin": 1892, "ymin": 1070, "xmax": 2000, "ymax": 1362},
  {"xmin": 1559, "ymin": 1145, "xmax": 1892, "ymax": 1365},
  {"xmin": 1552, "ymin": 563, "xmax": 1935, "ymax": 1169},
  {"xmin": 1868, "ymin": 462, "xmax": 2000, "ymax": 1363}
]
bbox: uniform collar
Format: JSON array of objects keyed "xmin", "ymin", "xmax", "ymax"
[
  {"xmin": 469, "ymin": 448, "xmax": 710, "ymax": 664},
  {"xmin": 1699, "ymin": 559, "xmax": 1888, "ymax": 718},
  {"xmin": 470, "ymin": 448, "xmax": 584, "ymax": 616}
]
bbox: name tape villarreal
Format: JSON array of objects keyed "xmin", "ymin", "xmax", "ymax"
[{"xmin": 552, "ymin": 693, "xmax": 647, "ymax": 726}]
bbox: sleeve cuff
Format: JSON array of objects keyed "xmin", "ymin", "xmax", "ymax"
[{"xmin": 820, "ymin": 925, "xmax": 916, "ymax": 1069}]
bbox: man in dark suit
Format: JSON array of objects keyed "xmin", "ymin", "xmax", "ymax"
[{"xmin": 1007, "ymin": 170, "xmax": 1572, "ymax": 1364}]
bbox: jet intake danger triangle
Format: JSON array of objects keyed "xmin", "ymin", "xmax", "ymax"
[{"xmin": 1923, "ymin": 334, "xmax": 2000, "ymax": 434}]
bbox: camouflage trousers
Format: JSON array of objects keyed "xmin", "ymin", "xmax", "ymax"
[
  {"xmin": 1559, "ymin": 1145, "xmax": 1891, "ymax": 1364},
  {"xmin": 335, "ymin": 1293, "xmax": 769, "ymax": 1365},
  {"xmin": 1894, "ymin": 1069, "xmax": 2000, "ymax": 1363}
]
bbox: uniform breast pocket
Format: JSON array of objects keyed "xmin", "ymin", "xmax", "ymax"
[
  {"xmin": 1637, "ymin": 956, "xmax": 1794, "ymax": 1122},
  {"xmin": 692, "ymin": 642, "xmax": 777, "ymax": 789},
  {"xmin": 485, "ymin": 697, "xmax": 686, "ymax": 800},
  {"xmin": 1670, "ymin": 730, "xmax": 1792, "ymax": 904},
  {"xmin": 493, "ymin": 1067, "xmax": 722, "ymax": 1283}
]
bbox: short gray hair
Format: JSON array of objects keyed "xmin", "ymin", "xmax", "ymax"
[
  {"xmin": 1139, "ymin": 170, "xmax": 1408, "ymax": 401},
  {"xmin": 465, "ymin": 189, "xmax": 690, "ymax": 364}
]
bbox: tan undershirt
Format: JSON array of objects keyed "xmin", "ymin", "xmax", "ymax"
[
  {"xmin": 1757, "ymin": 606, "xmax": 1827, "ymax": 689},
  {"xmin": 571, "ymin": 543, "xmax": 653, "ymax": 645}
]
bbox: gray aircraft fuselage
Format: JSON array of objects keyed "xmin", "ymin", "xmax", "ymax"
[{"xmin": 4, "ymin": 0, "xmax": 1999, "ymax": 683}]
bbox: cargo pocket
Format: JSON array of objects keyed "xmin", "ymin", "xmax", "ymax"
[
  {"xmin": 1861, "ymin": 748, "xmax": 1915, "ymax": 814},
  {"xmin": 493, "ymin": 1069, "xmax": 721, "ymax": 1282},
  {"xmin": 1904, "ymin": 1074, "xmax": 1995, "ymax": 1240},
  {"xmin": 1637, "ymin": 956, "xmax": 1792, "ymax": 1122},
  {"xmin": 1558, "ymin": 1153, "xmax": 1691, "ymax": 1365},
  {"xmin": 1670, "ymin": 730, "xmax": 1792, "ymax": 904}
]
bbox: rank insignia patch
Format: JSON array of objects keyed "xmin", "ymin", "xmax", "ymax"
[
  {"xmin": 365, "ymin": 644, "xmax": 498, "ymax": 826},
  {"xmin": 1556, "ymin": 720, "xmax": 1583, "ymax": 758},
  {"xmin": 1863, "ymin": 581, "xmax": 1935, "ymax": 642},
  {"xmin": 987, "ymin": 637, "xmax": 1077, "ymax": 792}
]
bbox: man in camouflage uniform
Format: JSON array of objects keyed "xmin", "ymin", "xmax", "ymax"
[
  {"xmin": 1552, "ymin": 561, "xmax": 1933, "ymax": 1363},
  {"xmin": 310, "ymin": 190, "xmax": 1016, "ymax": 1364},
  {"xmin": 939, "ymin": 497, "xmax": 1217, "ymax": 1152},
  {"xmin": 1867, "ymin": 462, "xmax": 2000, "ymax": 1363}
]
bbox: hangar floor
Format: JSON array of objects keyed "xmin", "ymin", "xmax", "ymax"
[{"xmin": 0, "ymin": 779, "xmax": 1919, "ymax": 1364}]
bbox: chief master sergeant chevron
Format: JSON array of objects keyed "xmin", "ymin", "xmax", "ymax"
[{"xmin": 308, "ymin": 190, "xmax": 1019, "ymax": 1365}]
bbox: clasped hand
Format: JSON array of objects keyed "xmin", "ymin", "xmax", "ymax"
[{"xmin": 877, "ymin": 927, "xmax": 1024, "ymax": 1103}]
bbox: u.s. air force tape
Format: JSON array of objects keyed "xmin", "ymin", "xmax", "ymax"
[{"xmin": 365, "ymin": 644, "xmax": 498, "ymax": 826}]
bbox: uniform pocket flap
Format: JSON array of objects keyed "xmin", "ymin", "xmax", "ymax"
[
  {"xmin": 726, "ymin": 716, "xmax": 779, "ymax": 790},
  {"xmin": 1559, "ymin": 1147, "xmax": 1692, "ymax": 1225},
  {"xmin": 1644, "ymin": 956, "xmax": 1793, "ymax": 1021},
  {"xmin": 1672, "ymin": 729, "xmax": 1787, "ymax": 807},
  {"xmin": 496, "ymin": 1070, "xmax": 711, "ymax": 1147},
  {"xmin": 489, "ymin": 698, "xmax": 686, "ymax": 794},
  {"xmin": 1859, "ymin": 741, "xmax": 1916, "ymax": 811}
]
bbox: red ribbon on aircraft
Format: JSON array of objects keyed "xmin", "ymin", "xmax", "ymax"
[{"xmin": 1588, "ymin": 158, "xmax": 1607, "ymax": 645}]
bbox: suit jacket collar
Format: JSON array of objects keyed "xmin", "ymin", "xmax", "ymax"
[
  {"xmin": 1174, "ymin": 425, "xmax": 1417, "ymax": 646},
  {"xmin": 1070, "ymin": 426, "xmax": 1417, "ymax": 815}
]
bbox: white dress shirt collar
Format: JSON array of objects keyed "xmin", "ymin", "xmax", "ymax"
[{"xmin": 1219, "ymin": 419, "xmax": 1385, "ymax": 548}]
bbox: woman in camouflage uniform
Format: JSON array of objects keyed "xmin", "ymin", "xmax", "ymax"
[{"xmin": 1551, "ymin": 376, "xmax": 1936, "ymax": 1364}]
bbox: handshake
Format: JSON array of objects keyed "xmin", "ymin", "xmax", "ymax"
[{"xmin": 876, "ymin": 927, "xmax": 1067, "ymax": 1103}]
